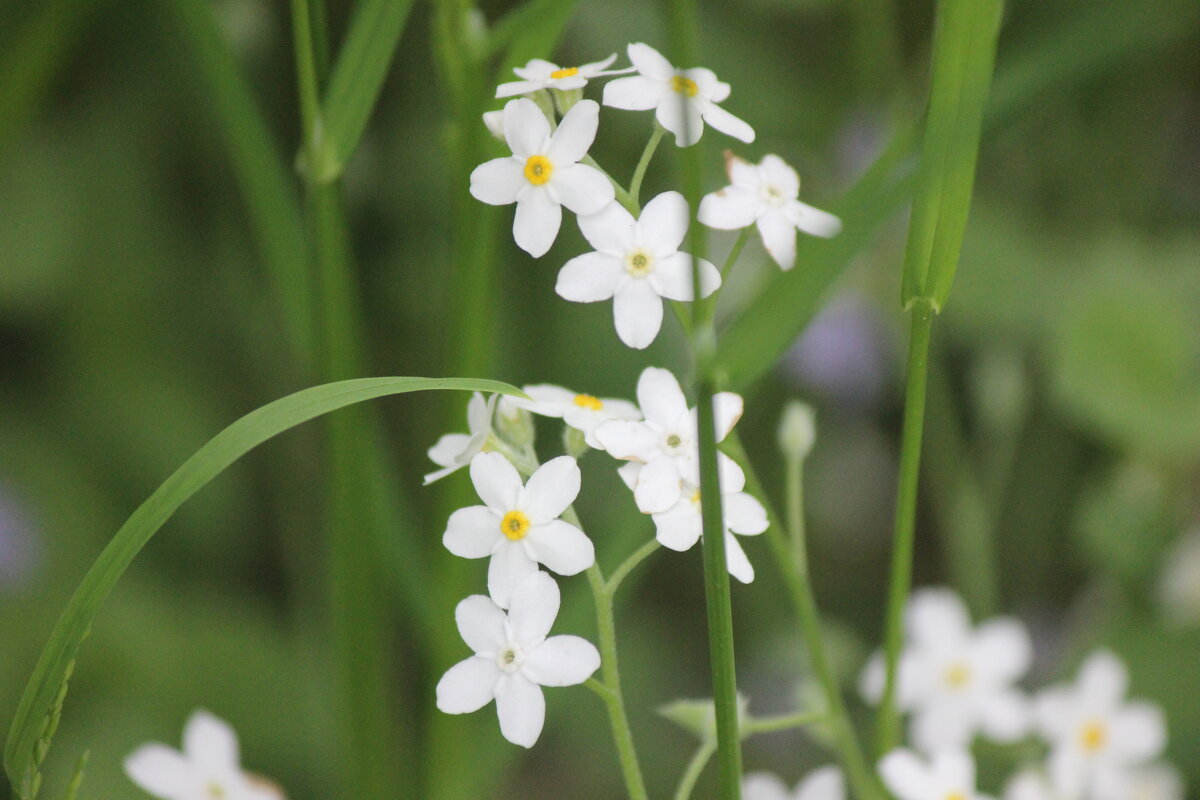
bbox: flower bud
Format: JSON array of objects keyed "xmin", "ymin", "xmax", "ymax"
[
  {"xmin": 562, "ymin": 425, "xmax": 589, "ymax": 460},
  {"xmin": 777, "ymin": 401, "xmax": 816, "ymax": 462},
  {"xmin": 551, "ymin": 87, "xmax": 584, "ymax": 116},
  {"xmin": 494, "ymin": 396, "xmax": 535, "ymax": 448},
  {"xmin": 482, "ymin": 110, "xmax": 505, "ymax": 142}
]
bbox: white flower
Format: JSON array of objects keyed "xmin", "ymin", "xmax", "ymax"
[
  {"xmin": 425, "ymin": 392, "xmax": 497, "ymax": 485},
  {"xmin": 1003, "ymin": 769, "xmax": 1059, "ymax": 800},
  {"xmin": 436, "ymin": 571, "xmax": 600, "ymax": 748},
  {"xmin": 594, "ymin": 366, "xmax": 744, "ymax": 514},
  {"xmin": 124, "ymin": 710, "xmax": 285, "ymax": 800},
  {"xmin": 879, "ymin": 749, "xmax": 991, "ymax": 800},
  {"xmin": 443, "ymin": 452, "xmax": 594, "ymax": 608},
  {"xmin": 602, "ymin": 42, "xmax": 754, "ymax": 147},
  {"xmin": 1158, "ymin": 528, "xmax": 1200, "ymax": 625},
  {"xmin": 743, "ymin": 766, "xmax": 844, "ymax": 800},
  {"xmin": 1034, "ymin": 650, "xmax": 1167, "ymax": 800},
  {"xmin": 1003, "ymin": 763, "xmax": 1184, "ymax": 800},
  {"xmin": 515, "ymin": 383, "xmax": 642, "ymax": 450},
  {"xmin": 556, "ymin": 192, "xmax": 721, "ymax": 349},
  {"xmin": 698, "ymin": 152, "xmax": 842, "ymax": 271},
  {"xmin": 859, "ymin": 588, "xmax": 1033, "ymax": 752},
  {"xmin": 470, "ymin": 98, "xmax": 614, "ymax": 257},
  {"xmin": 496, "ymin": 54, "xmax": 627, "ymax": 98}
]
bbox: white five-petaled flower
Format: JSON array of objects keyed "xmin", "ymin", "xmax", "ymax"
[
  {"xmin": 859, "ymin": 587, "xmax": 1033, "ymax": 753},
  {"xmin": 514, "ymin": 383, "xmax": 642, "ymax": 450},
  {"xmin": 595, "ymin": 366, "xmax": 744, "ymax": 514},
  {"xmin": 698, "ymin": 152, "xmax": 842, "ymax": 271},
  {"xmin": 743, "ymin": 766, "xmax": 845, "ymax": 800},
  {"xmin": 557, "ymin": 192, "xmax": 721, "ymax": 349},
  {"xmin": 602, "ymin": 42, "xmax": 754, "ymax": 147},
  {"xmin": 436, "ymin": 571, "xmax": 600, "ymax": 748},
  {"xmin": 879, "ymin": 749, "xmax": 992, "ymax": 800},
  {"xmin": 124, "ymin": 710, "xmax": 285, "ymax": 800},
  {"xmin": 443, "ymin": 452, "xmax": 594, "ymax": 608},
  {"xmin": 1034, "ymin": 650, "xmax": 1168, "ymax": 800},
  {"xmin": 425, "ymin": 392, "xmax": 497, "ymax": 485},
  {"xmin": 496, "ymin": 54, "xmax": 628, "ymax": 98},
  {"xmin": 470, "ymin": 98, "xmax": 614, "ymax": 257}
]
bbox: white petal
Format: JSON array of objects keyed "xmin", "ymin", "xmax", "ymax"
[
  {"xmin": 1033, "ymin": 687, "xmax": 1073, "ymax": 741},
  {"xmin": 729, "ymin": 154, "xmax": 761, "ymax": 188},
  {"xmin": 550, "ymin": 164, "xmax": 614, "ymax": 215},
  {"xmin": 580, "ymin": 53, "xmax": 619, "ymax": 74},
  {"xmin": 494, "ymin": 673, "xmax": 546, "ymax": 747},
  {"xmin": 725, "ymin": 492, "xmax": 767, "ymax": 534},
  {"xmin": 507, "ymin": 571, "xmax": 560, "ymax": 645},
  {"xmin": 971, "ymin": 618, "xmax": 1032, "ymax": 684},
  {"xmin": 931, "ymin": 750, "xmax": 974, "ymax": 792},
  {"xmin": 613, "ymin": 279, "xmax": 664, "ymax": 349},
  {"xmin": 602, "ymin": 75, "xmax": 667, "ymax": 110},
  {"xmin": 879, "ymin": 749, "xmax": 935, "ymax": 800},
  {"xmin": 503, "ymin": 97, "xmax": 551, "ymax": 158},
  {"xmin": 594, "ymin": 420, "xmax": 660, "ymax": 461},
  {"xmin": 124, "ymin": 745, "xmax": 195, "ymax": 798},
  {"xmin": 470, "ymin": 452, "xmax": 522, "ymax": 513},
  {"xmin": 859, "ymin": 652, "xmax": 886, "ymax": 704},
  {"xmin": 627, "ymin": 42, "xmax": 674, "ymax": 79},
  {"xmin": 652, "ymin": 500, "xmax": 701, "ymax": 551},
  {"xmin": 428, "ymin": 433, "xmax": 472, "ymax": 469},
  {"xmin": 513, "ymin": 187, "xmax": 562, "ymax": 257},
  {"xmin": 759, "ymin": 155, "xmax": 800, "ymax": 198},
  {"xmin": 517, "ymin": 384, "xmax": 575, "ymax": 416},
  {"xmin": 786, "ymin": 199, "xmax": 842, "ymax": 238},
  {"xmin": 487, "ymin": 543, "xmax": 538, "ymax": 609},
  {"xmin": 906, "ymin": 588, "xmax": 972, "ymax": 651},
  {"xmin": 423, "ymin": 462, "xmax": 462, "ymax": 485},
  {"xmin": 467, "ymin": 392, "xmax": 496, "ymax": 435},
  {"xmin": 444, "ymin": 506, "xmax": 501, "ymax": 558},
  {"xmin": 978, "ymin": 689, "xmax": 1031, "ymax": 742},
  {"xmin": 757, "ymin": 209, "xmax": 797, "ymax": 271},
  {"xmin": 658, "ymin": 95, "xmax": 704, "ymax": 147},
  {"xmin": 184, "ymin": 710, "xmax": 239, "ymax": 772},
  {"xmin": 1047, "ymin": 747, "xmax": 1087, "ymax": 800},
  {"xmin": 1002, "ymin": 770, "xmax": 1055, "ymax": 800},
  {"xmin": 638, "ymin": 191, "xmax": 689, "ymax": 255},
  {"xmin": 556, "ymin": 252, "xmax": 624, "ymax": 303},
  {"xmin": 795, "ymin": 766, "xmax": 845, "ymax": 800},
  {"xmin": 712, "ymin": 392, "xmax": 744, "ymax": 441},
  {"xmin": 455, "ymin": 594, "xmax": 508, "ymax": 654},
  {"xmin": 1077, "ymin": 650, "xmax": 1128, "ymax": 711},
  {"xmin": 717, "ymin": 453, "xmax": 747, "ymax": 493},
  {"xmin": 637, "ymin": 367, "xmax": 688, "ymax": 428},
  {"xmin": 741, "ymin": 772, "xmax": 792, "ymax": 800},
  {"xmin": 523, "ymin": 635, "xmax": 600, "ymax": 686},
  {"xmin": 700, "ymin": 101, "xmax": 755, "ymax": 143},
  {"xmin": 525, "ymin": 519, "xmax": 595, "ymax": 576},
  {"xmin": 522, "ymin": 456, "xmax": 581, "ymax": 523},
  {"xmin": 635, "ymin": 457, "xmax": 684, "ymax": 513},
  {"xmin": 469, "ymin": 158, "xmax": 524, "ymax": 206},
  {"xmin": 725, "ymin": 531, "xmax": 755, "ymax": 583},
  {"xmin": 698, "ymin": 186, "xmax": 762, "ymax": 230},
  {"xmin": 617, "ymin": 461, "xmax": 642, "ymax": 489},
  {"xmin": 578, "ymin": 200, "xmax": 637, "ymax": 254},
  {"xmin": 437, "ymin": 656, "xmax": 500, "ymax": 714},
  {"xmin": 513, "ymin": 59, "xmax": 558, "ymax": 80},
  {"xmin": 683, "ymin": 67, "xmax": 729, "ymax": 102},
  {"xmin": 482, "ymin": 110, "xmax": 506, "ymax": 140},
  {"xmin": 495, "ymin": 79, "xmax": 544, "ymax": 99},
  {"xmin": 909, "ymin": 701, "xmax": 974, "ymax": 752},
  {"xmin": 546, "ymin": 99, "xmax": 599, "ymax": 165},
  {"xmin": 1108, "ymin": 701, "xmax": 1166, "ymax": 762},
  {"xmin": 648, "ymin": 252, "xmax": 721, "ymax": 301}
]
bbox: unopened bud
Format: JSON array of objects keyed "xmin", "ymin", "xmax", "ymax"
[
  {"xmin": 562, "ymin": 425, "xmax": 589, "ymax": 459},
  {"xmin": 551, "ymin": 87, "xmax": 584, "ymax": 116},
  {"xmin": 777, "ymin": 401, "xmax": 816, "ymax": 462},
  {"xmin": 482, "ymin": 110, "xmax": 505, "ymax": 142},
  {"xmin": 494, "ymin": 396, "xmax": 535, "ymax": 448}
]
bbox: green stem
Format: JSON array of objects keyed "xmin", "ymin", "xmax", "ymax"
[
  {"xmin": 607, "ymin": 539, "xmax": 662, "ymax": 596},
  {"xmin": 876, "ymin": 299, "xmax": 935, "ymax": 756},
  {"xmin": 720, "ymin": 229, "xmax": 752, "ymax": 279},
  {"xmin": 674, "ymin": 740, "xmax": 718, "ymax": 800},
  {"xmin": 583, "ymin": 154, "xmax": 639, "ymax": 215},
  {"xmin": 628, "ymin": 123, "xmax": 667, "ymax": 207}
]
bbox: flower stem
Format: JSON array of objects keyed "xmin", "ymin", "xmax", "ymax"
[
  {"xmin": 606, "ymin": 539, "xmax": 662, "ymax": 596},
  {"xmin": 583, "ymin": 154, "xmax": 639, "ymax": 216},
  {"xmin": 875, "ymin": 298, "xmax": 935, "ymax": 756},
  {"xmin": 629, "ymin": 123, "xmax": 667, "ymax": 206},
  {"xmin": 719, "ymin": 229, "xmax": 752, "ymax": 279},
  {"xmin": 674, "ymin": 739, "xmax": 717, "ymax": 800}
]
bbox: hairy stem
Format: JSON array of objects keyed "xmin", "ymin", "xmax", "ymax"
[{"xmin": 629, "ymin": 123, "xmax": 667, "ymax": 206}]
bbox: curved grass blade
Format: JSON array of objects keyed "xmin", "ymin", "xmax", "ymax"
[{"xmin": 3, "ymin": 377, "xmax": 521, "ymax": 797}]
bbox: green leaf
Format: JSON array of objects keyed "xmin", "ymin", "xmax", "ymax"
[
  {"xmin": 3, "ymin": 377, "xmax": 521, "ymax": 796},
  {"xmin": 318, "ymin": 0, "xmax": 417, "ymax": 181}
]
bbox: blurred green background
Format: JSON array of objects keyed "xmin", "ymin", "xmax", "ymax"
[{"xmin": 0, "ymin": 0, "xmax": 1197, "ymax": 797}]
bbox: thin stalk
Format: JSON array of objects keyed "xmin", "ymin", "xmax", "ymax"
[
  {"xmin": 607, "ymin": 539, "xmax": 662, "ymax": 596},
  {"xmin": 876, "ymin": 299, "xmax": 935, "ymax": 755},
  {"xmin": 582, "ymin": 154, "xmax": 639, "ymax": 215},
  {"xmin": 720, "ymin": 229, "xmax": 752, "ymax": 279},
  {"xmin": 628, "ymin": 123, "xmax": 667, "ymax": 206},
  {"xmin": 674, "ymin": 740, "xmax": 717, "ymax": 800}
]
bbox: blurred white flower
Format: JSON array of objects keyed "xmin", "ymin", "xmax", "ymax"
[
  {"xmin": 879, "ymin": 749, "xmax": 990, "ymax": 800},
  {"xmin": 602, "ymin": 42, "xmax": 754, "ymax": 147},
  {"xmin": 470, "ymin": 98, "xmax": 614, "ymax": 257},
  {"xmin": 125, "ymin": 710, "xmax": 284, "ymax": 800},
  {"xmin": 425, "ymin": 392, "xmax": 497, "ymax": 485},
  {"xmin": 743, "ymin": 766, "xmax": 844, "ymax": 800},
  {"xmin": 514, "ymin": 383, "xmax": 641, "ymax": 450},
  {"xmin": 556, "ymin": 191, "xmax": 721, "ymax": 349},
  {"xmin": 443, "ymin": 452, "xmax": 594, "ymax": 608},
  {"xmin": 859, "ymin": 588, "xmax": 1033, "ymax": 752},
  {"xmin": 496, "ymin": 54, "xmax": 627, "ymax": 98},
  {"xmin": 1158, "ymin": 528, "xmax": 1200, "ymax": 625},
  {"xmin": 698, "ymin": 152, "xmax": 841, "ymax": 271},
  {"xmin": 1003, "ymin": 762, "xmax": 1184, "ymax": 800},
  {"xmin": 482, "ymin": 109, "xmax": 506, "ymax": 141},
  {"xmin": 436, "ymin": 571, "xmax": 600, "ymax": 748}
]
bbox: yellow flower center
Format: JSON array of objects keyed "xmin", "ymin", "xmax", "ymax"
[
  {"xmin": 550, "ymin": 66, "xmax": 579, "ymax": 79},
  {"xmin": 1080, "ymin": 720, "xmax": 1107, "ymax": 752},
  {"xmin": 690, "ymin": 488, "xmax": 702, "ymax": 505},
  {"xmin": 524, "ymin": 155, "xmax": 553, "ymax": 185},
  {"xmin": 206, "ymin": 783, "xmax": 227, "ymax": 799},
  {"xmin": 573, "ymin": 393, "xmax": 604, "ymax": 411},
  {"xmin": 943, "ymin": 662, "xmax": 972, "ymax": 689},
  {"xmin": 500, "ymin": 510, "xmax": 531, "ymax": 541},
  {"xmin": 625, "ymin": 248, "xmax": 655, "ymax": 277},
  {"xmin": 671, "ymin": 74, "xmax": 699, "ymax": 97},
  {"xmin": 945, "ymin": 793, "xmax": 966, "ymax": 800}
]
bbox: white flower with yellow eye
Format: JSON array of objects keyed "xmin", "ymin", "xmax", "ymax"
[
  {"xmin": 424, "ymin": 392, "xmax": 497, "ymax": 485},
  {"xmin": 557, "ymin": 191, "xmax": 721, "ymax": 349},
  {"xmin": 470, "ymin": 98, "xmax": 614, "ymax": 257},
  {"xmin": 1034, "ymin": 651, "xmax": 1168, "ymax": 800},
  {"xmin": 125, "ymin": 711, "xmax": 285, "ymax": 800},
  {"xmin": 443, "ymin": 452, "xmax": 594, "ymax": 608},
  {"xmin": 602, "ymin": 42, "xmax": 754, "ymax": 147},
  {"xmin": 879, "ymin": 749, "xmax": 992, "ymax": 800},
  {"xmin": 496, "ymin": 54, "xmax": 628, "ymax": 98},
  {"xmin": 743, "ymin": 766, "xmax": 845, "ymax": 800},
  {"xmin": 1003, "ymin": 762, "xmax": 1184, "ymax": 800},
  {"xmin": 436, "ymin": 571, "xmax": 600, "ymax": 748},
  {"xmin": 859, "ymin": 588, "xmax": 1033, "ymax": 753},
  {"xmin": 698, "ymin": 152, "xmax": 842, "ymax": 271},
  {"xmin": 515, "ymin": 383, "xmax": 642, "ymax": 450}
]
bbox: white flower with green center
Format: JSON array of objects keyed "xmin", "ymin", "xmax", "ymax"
[
  {"xmin": 594, "ymin": 366, "xmax": 744, "ymax": 514},
  {"xmin": 495, "ymin": 54, "xmax": 628, "ymax": 98},
  {"xmin": 424, "ymin": 392, "xmax": 497, "ymax": 485},
  {"xmin": 1034, "ymin": 650, "xmax": 1168, "ymax": 800},
  {"xmin": 602, "ymin": 42, "xmax": 754, "ymax": 147},
  {"xmin": 879, "ymin": 749, "xmax": 992, "ymax": 800},
  {"xmin": 859, "ymin": 587, "xmax": 1032, "ymax": 752},
  {"xmin": 124, "ymin": 711, "xmax": 285, "ymax": 800},
  {"xmin": 515, "ymin": 383, "xmax": 642, "ymax": 450},
  {"xmin": 698, "ymin": 152, "xmax": 842, "ymax": 271},
  {"xmin": 556, "ymin": 191, "xmax": 721, "ymax": 349},
  {"xmin": 436, "ymin": 571, "xmax": 601, "ymax": 748},
  {"xmin": 470, "ymin": 98, "xmax": 614, "ymax": 257},
  {"xmin": 743, "ymin": 766, "xmax": 845, "ymax": 800},
  {"xmin": 443, "ymin": 452, "xmax": 594, "ymax": 608}
]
